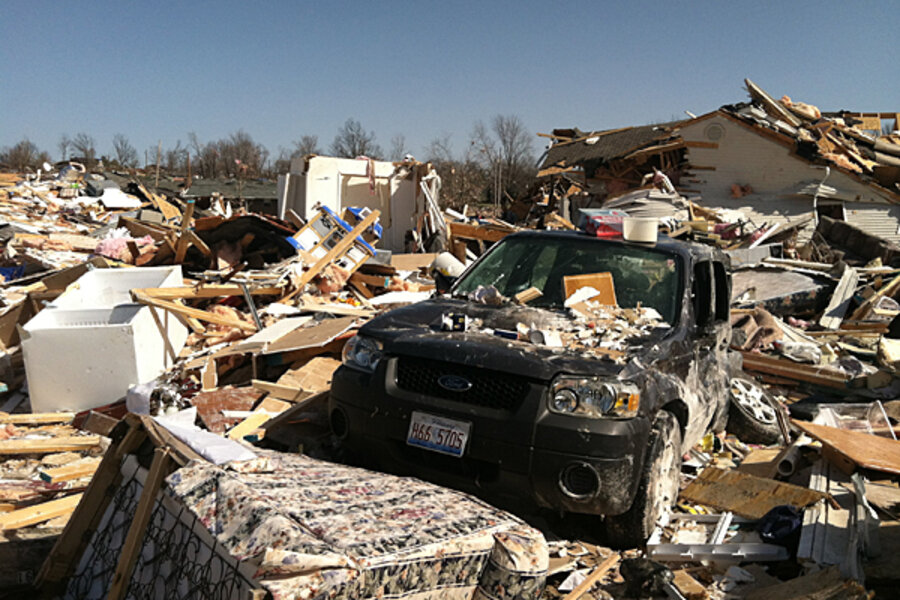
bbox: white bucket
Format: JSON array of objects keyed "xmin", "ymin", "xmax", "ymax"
[{"xmin": 623, "ymin": 217, "xmax": 658, "ymax": 243}]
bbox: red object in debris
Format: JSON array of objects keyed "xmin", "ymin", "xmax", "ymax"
[{"xmin": 585, "ymin": 213, "xmax": 627, "ymax": 238}]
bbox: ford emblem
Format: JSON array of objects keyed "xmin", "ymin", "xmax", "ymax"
[{"xmin": 438, "ymin": 374, "xmax": 472, "ymax": 392}]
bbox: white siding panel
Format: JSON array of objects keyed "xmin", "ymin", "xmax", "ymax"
[
  {"xmin": 680, "ymin": 115, "xmax": 895, "ymax": 204},
  {"xmin": 846, "ymin": 204, "xmax": 900, "ymax": 244}
]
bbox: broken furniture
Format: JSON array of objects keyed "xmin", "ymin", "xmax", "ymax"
[{"xmin": 21, "ymin": 267, "xmax": 188, "ymax": 413}]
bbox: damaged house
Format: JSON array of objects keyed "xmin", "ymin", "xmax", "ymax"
[{"xmin": 541, "ymin": 78, "xmax": 900, "ymax": 245}]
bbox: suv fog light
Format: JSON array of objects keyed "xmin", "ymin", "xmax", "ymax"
[
  {"xmin": 559, "ymin": 462, "xmax": 600, "ymax": 500},
  {"xmin": 551, "ymin": 389, "xmax": 578, "ymax": 413},
  {"xmin": 330, "ymin": 407, "xmax": 349, "ymax": 439}
]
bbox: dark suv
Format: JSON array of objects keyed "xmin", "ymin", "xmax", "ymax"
[{"xmin": 330, "ymin": 230, "xmax": 769, "ymax": 546}]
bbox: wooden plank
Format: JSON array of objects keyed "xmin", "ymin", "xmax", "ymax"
[
  {"xmin": 251, "ymin": 380, "xmax": 312, "ymax": 403},
  {"xmin": 256, "ymin": 397, "xmax": 291, "ymax": 415},
  {"xmin": 793, "ymin": 420, "xmax": 900, "ymax": 476},
  {"xmin": 35, "ymin": 418, "xmax": 147, "ymax": 589},
  {"xmin": 277, "ymin": 356, "xmax": 341, "ymax": 393},
  {"xmin": 390, "ymin": 253, "xmax": 437, "ymax": 271},
  {"xmin": 448, "ymin": 221, "xmax": 512, "ymax": 243},
  {"xmin": 819, "ymin": 267, "xmax": 859, "ymax": 329},
  {"xmin": 0, "ymin": 436, "xmax": 101, "ymax": 455},
  {"xmin": 562, "ymin": 552, "xmax": 619, "ymax": 600},
  {"xmin": 679, "ymin": 466, "xmax": 828, "ymax": 519},
  {"xmin": 39, "ymin": 459, "xmax": 101, "ymax": 483},
  {"xmin": 135, "ymin": 284, "xmax": 282, "ymax": 300},
  {"xmin": 0, "ymin": 493, "xmax": 83, "ymax": 531},
  {"xmin": 226, "ymin": 411, "xmax": 271, "ymax": 441},
  {"xmin": 173, "ymin": 200, "xmax": 195, "ymax": 264},
  {"xmin": 514, "ymin": 287, "xmax": 543, "ymax": 304},
  {"xmin": 739, "ymin": 351, "xmax": 854, "ymax": 389},
  {"xmin": 107, "ymin": 447, "xmax": 172, "ymax": 600},
  {"xmin": 132, "ymin": 292, "xmax": 256, "ymax": 332},
  {"xmin": 184, "ymin": 229, "xmax": 211, "ymax": 257},
  {"xmin": 0, "ymin": 412, "xmax": 74, "ymax": 425},
  {"xmin": 672, "ymin": 569, "xmax": 709, "ymax": 600}
]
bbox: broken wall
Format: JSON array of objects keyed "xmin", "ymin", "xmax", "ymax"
[{"xmin": 680, "ymin": 113, "xmax": 900, "ymax": 242}]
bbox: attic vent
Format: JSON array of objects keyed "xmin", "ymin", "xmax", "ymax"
[{"xmin": 704, "ymin": 123, "xmax": 725, "ymax": 141}]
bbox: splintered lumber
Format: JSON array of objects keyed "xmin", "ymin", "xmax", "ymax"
[
  {"xmin": 849, "ymin": 273, "xmax": 900, "ymax": 321},
  {"xmin": 226, "ymin": 411, "xmax": 271, "ymax": 441},
  {"xmin": 276, "ymin": 356, "xmax": 341, "ymax": 393},
  {"xmin": 0, "ymin": 492, "xmax": 83, "ymax": 531},
  {"xmin": 251, "ymin": 380, "xmax": 312, "ymax": 403},
  {"xmin": 562, "ymin": 552, "xmax": 619, "ymax": 600},
  {"xmin": 0, "ymin": 436, "xmax": 101, "ymax": 455},
  {"xmin": 39, "ymin": 458, "xmax": 101, "ymax": 483},
  {"xmin": 448, "ymin": 221, "xmax": 512, "ymax": 243},
  {"xmin": 738, "ymin": 350, "xmax": 858, "ymax": 389},
  {"xmin": 0, "ymin": 412, "xmax": 74, "ymax": 425},
  {"xmin": 173, "ymin": 200, "xmax": 195, "ymax": 264},
  {"xmin": 793, "ymin": 419, "xmax": 900, "ymax": 476},
  {"xmin": 819, "ymin": 267, "xmax": 859, "ymax": 329},
  {"xmin": 679, "ymin": 466, "xmax": 828, "ymax": 519},
  {"xmin": 135, "ymin": 284, "xmax": 282, "ymax": 300},
  {"xmin": 132, "ymin": 292, "xmax": 256, "ymax": 332}
]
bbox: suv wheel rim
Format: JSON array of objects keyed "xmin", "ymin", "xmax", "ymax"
[{"xmin": 730, "ymin": 378, "xmax": 777, "ymax": 424}]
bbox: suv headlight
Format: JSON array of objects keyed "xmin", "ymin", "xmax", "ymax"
[
  {"xmin": 342, "ymin": 335, "xmax": 384, "ymax": 373},
  {"xmin": 549, "ymin": 375, "xmax": 640, "ymax": 418}
]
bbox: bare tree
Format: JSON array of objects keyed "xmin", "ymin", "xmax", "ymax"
[
  {"xmin": 389, "ymin": 134, "xmax": 407, "ymax": 161},
  {"xmin": 164, "ymin": 140, "xmax": 189, "ymax": 173},
  {"xmin": 70, "ymin": 132, "xmax": 97, "ymax": 166},
  {"xmin": 112, "ymin": 134, "xmax": 138, "ymax": 167},
  {"xmin": 330, "ymin": 118, "xmax": 382, "ymax": 159},
  {"xmin": 425, "ymin": 133, "xmax": 489, "ymax": 210},
  {"xmin": 57, "ymin": 134, "xmax": 71, "ymax": 162},
  {"xmin": 292, "ymin": 135, "xmax": 320, "ymax": 158},
  {"xmin": 219, "ymin": 130, "xmax": 267, "ymax": 177},
  {"xmin": 470, "ymin": 115, "xmax": 535, "ymax": 205},
  {"xmin": 0, "ymin": 138, "xmax": 50, "ymax": 171}
]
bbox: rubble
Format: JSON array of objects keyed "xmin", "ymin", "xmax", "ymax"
[{"xmin": 1, "ymin": 124, "xmax": 900, "ymax": 598}]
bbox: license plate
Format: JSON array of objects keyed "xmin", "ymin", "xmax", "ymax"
[{"xmin": 406, "ymin": 411, "xmax": 471, "ymax": 457}]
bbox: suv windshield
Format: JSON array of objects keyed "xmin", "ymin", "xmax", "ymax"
[{"xmin": 453, "ymin": 235, "xmax": 682, "ymax": 324}]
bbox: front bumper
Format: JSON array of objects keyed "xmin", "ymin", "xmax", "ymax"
[{"xmin": 330, "ymin": 359, "xmax": 651, "ymax": 516}]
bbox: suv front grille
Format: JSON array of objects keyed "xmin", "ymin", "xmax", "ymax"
[{"xmin": 395, "ymin": 356, "xmax": 530, "ymax": 411}]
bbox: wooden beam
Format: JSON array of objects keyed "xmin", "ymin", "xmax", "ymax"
[
  {"xmin": 107, "ymin": 447, "xmax": 172, "ymax": 600},
  {"xmin": 39, "ymin": 459, "xmax": 100, "ymax": 483},
  {"xmin": 132, "ymin": 292, "xmax": 256, "ymax": 332},
  {"xmin": 562, "ymin": 553, "xmax": 619, "ymax": 600},
  {"xmin": 0, "ymin": 492, "xmax": 83, "ymax": 531},
  {"xmin": 0, "ymin": 412, "xmax": 74, "ymax": 425},
  {"xmin": 226, "ymin": 411, "xmax": 271, "ymax": 441},
  {"xmin": 251, "ymin": 379, "xmax": 312, "ymax": 403},
  {"xmin": 135, "ymin": 285, "xmax": 283, "ymax": 300},
  {"xmin": 173, "ymin": 200, "xmax": 195, "ymax": 264},
  {"xmin": 448, "ymin": 222, "xmax": 513, "ymax": 243},
  {"xmin": 0, "ymin": 436, "xmax": 101, "ymax": 455}
]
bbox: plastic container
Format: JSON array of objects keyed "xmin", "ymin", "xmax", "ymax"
[
  {"xmin": 51, "ymin": 266, "xmax": 184, "ymax": 309},
  {"xmin": 623, "ymin": 217, "xmax": 659, "ymax": 243}
]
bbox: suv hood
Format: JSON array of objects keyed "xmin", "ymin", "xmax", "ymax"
[{"xmin": 359, "ymin": 298, "xmax": 668, "ymax": 381}]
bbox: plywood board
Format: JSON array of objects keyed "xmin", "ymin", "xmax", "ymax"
[
  {"xmin": 563, "ymin": 272, "xmax": 617, "ymax": 306},
  {"xmin": 679, "ymin": 466, "xmax": 828, "ymax": 519},
  {"xmin": 390, "ymin": 253, "xmax": 437, "ymax": 271},
  {"xmin": 264, "ymin": 316, "xmax": 356, "ymax": 354},
  {"xmin": 793, "ymin": 419, "xmax": 900, "ymax": 476},
  {"xmin": 277, "ymin": 356, "xmax": 341, "ymax": 393}
]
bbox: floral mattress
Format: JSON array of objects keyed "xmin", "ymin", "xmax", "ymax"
[{"xmin": 166, "ymin": 449, "xmax": 548, "ymax": 600}]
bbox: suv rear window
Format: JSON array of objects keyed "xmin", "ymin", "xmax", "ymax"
[{"xmin": 452, "ymin": 236, "xmax": 682, "ymax": 323}]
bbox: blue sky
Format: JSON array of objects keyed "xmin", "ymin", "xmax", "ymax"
[{"xmin": 2, "ymin": 0, "xmax": 897, "ymax": 163}]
